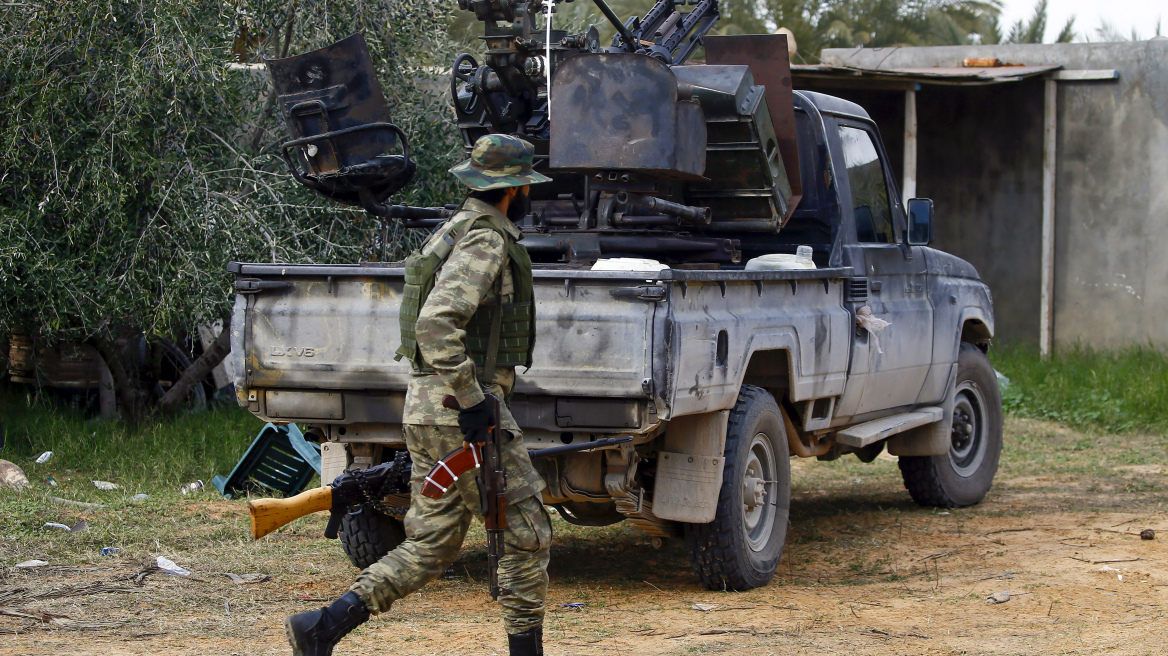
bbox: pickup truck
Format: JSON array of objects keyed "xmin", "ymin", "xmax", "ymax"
[{"xmin": 228, "ymin": 89, "xmax": 1001, "ymax": 591}]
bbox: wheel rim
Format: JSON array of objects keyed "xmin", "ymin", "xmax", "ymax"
[
  {"xmin": 949, "ymin": 380, "xmax": 988, "ymax": 478},
  {"xmin": 741, "ymin": 431, "xmax": 778, "ymax": 552}
]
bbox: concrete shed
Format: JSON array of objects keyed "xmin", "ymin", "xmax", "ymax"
[{"xmin": 791, "ymin": 40, "xmax": 1168, "ymax": 352}]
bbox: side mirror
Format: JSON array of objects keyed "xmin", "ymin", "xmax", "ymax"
[{"xmin": 906, "ymin": 198, "xmax": 934, "ymax": 246}]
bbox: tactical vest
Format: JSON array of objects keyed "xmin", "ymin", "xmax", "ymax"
[{"xmin": 395, "ymin": 213, "xmax": 535, "ymax": 379}]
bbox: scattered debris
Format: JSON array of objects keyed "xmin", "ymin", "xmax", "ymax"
[
  {"xmin": 560, "ymin": 602, "xmax": 586, "ymax": 609},
  {"xmin": 691, "ymin": 603, "xmax": 717, "ymax": 611},
  {"xmin": 35, "ymin": 451, "xmax": 53, "ymax": 464},
  {"xmin": 219, "ymin": 572, "xmax": 270, "ymax": 585},
  {"xmin": 131, "ymin": 493, "xmax": 149, "ymax": 501},
  {"xmin": 1100, "ymin": 565, "xmax": 1122, "ymax": 572},
  {"xmin": 15, "ymin": 560, "xmax": 49, "ymax": 568},
  {"xmin": 180, "ymin": 480, "xmax": 205, "ymax": 495},
  {"xmin": 986, "ymin": 591, "xmax": 1011, "ymax": 604},
  {"xmin": 0, "ymin": 579, "xmax": 141, "ymax": 604},
  {"xmin": 46, "ymin": 477, "xmax": 57, "ymax": 487},
  {"xmin": 156, "ymin": 556, "xmax": 190, "ymax": 577},
  {"xmin": 0, "ymin": 606, "xmax": 130, "ymax": 631},
  {"xmin": 101, "ymin": 547, "xmax": 120, "ymax": 557},
  {"xmin": 50, "ymin": 497, "xmax": 105, "ymax": 510},
  {"xmin": 39, "ymin": 520, "xmax": 88, "ymax": 533},
  {"xmin": 1141, "ymin": 529, "xmax": 1155, "ymax": 540},
  {"xmin": 92, "ymin": 480, "xmax": 119, "ymax": 491},
  {"xmin": 0, "ymin": 459, "xmax": 30, "ymax": 490}
]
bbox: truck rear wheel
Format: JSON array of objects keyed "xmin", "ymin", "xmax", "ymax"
[
  {"xmin": 684, "ymin": 385, "xmax": 791, "ymax": 591},
  {"xmin": 339, "ymin": 509, "xmax": 407, "ymax": 569},
  {"xmin": 899, "ymin": 343, "xmax": 1003, "ymax": 507}
]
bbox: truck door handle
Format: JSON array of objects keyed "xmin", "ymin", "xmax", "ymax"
[
  {"xmin": 610, "ymin": 285, "xmax": 667, "ymax": 302},
  {"xmin": 235, "ymin": 279, "xmax": 293, "ymax": 294}
]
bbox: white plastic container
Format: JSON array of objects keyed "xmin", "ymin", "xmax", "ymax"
[
  {"xmin": 744, "ymin": 245, "xmax": 816, "ymax": 271},
  {"xmin": 591, "ymin": 257, "xmax": 668, "ymax": 273}
]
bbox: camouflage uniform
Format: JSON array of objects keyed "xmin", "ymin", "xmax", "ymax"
[{"xmin": 351, "ymin": 136, "xmax": 553, "ymax": 636}]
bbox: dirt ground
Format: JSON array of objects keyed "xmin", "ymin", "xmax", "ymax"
[{"xmin": 3, "ymin": 416, "xmax": 1167, "ymax": 655}]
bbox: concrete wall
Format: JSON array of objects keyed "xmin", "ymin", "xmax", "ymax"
[
  {"xmin": 819, "ymin": 40, "xmax": 1168, "ymax": 350},
  {"xmin": 792, "ymin": 80, "xmax": 1046, "ymax": 347}
]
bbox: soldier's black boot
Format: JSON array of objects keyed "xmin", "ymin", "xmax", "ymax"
[
  {"xmin": 285, "ymin": 591, "xmax": 370, "ymax": 656},
  {"xmin": 507, "ymin": 627, "xmax": 543, "ymax": 656}
]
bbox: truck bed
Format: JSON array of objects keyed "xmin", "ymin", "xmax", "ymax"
[{"xmin": 229, "ymin": 262, "xmax": 855, "ymax": 436}]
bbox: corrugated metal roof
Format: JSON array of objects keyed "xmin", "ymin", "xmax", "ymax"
[{"xmin": 792, "ymin": 63, "xmax": 1062, "ymax": 86}]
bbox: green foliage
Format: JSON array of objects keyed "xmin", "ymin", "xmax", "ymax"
[
  {"xmin": 996, "ymin": 0, "xmax": 1076, "ymax": 44},
  {"xmin": 484, "ymin": 0, "xmax": 1007, "ymax": 64},
  {"xmin": 0, "ymin": 0, "xmax": 461, "ymax": 350},
  {"xmin": 993, "ymin": 345, "xmax": 1168, "ymax": 434},
  {"xmin": 1, "ymin": 386, "xmax": 266, "ymax": 489}
]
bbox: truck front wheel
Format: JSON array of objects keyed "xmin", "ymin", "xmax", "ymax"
[
  {"xmin": 899, "ymin": 343, "xmax": 1003, "ymax": 507},
  {"xmin": 684, "ymin": 385, "xmax": 791, "ymax": 591},
  {"xmin": 339, "ymin": 509, "xmax": 407, "ymax": 569}
]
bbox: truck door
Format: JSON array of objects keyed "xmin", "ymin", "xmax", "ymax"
[{"xmin": 834, "ymin": 121, "xmax": 933, "ymax": 414}]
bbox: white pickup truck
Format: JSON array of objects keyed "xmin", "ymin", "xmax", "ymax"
[{"xmin": 228, "ymin": 90, "xmax": 1001, "ymax": 591}]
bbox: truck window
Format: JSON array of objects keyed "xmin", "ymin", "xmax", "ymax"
[{"xmin": 838, "ymin": 125, "xmax": 895, "ymax": 244}]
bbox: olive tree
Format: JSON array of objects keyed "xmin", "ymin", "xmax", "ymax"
[{"xmin": 0, "ymin": 0, "xmax": 462, "ymax": 420}]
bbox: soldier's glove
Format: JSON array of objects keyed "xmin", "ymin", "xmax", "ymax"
[{"xmin": 457, "ymin": 398, "xmax": 497, "ymax": 445}]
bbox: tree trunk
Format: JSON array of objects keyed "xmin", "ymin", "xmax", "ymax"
[
  {"xmin": 89, "ymin": 337, "xmax": 146, "ymax": 426},
  {"xmin": 158, "ymin": 316, "xmax": 231, "ymax": 414}
]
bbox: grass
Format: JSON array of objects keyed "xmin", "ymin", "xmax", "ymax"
[
  {"xmin": 990, "ymin": 345, "xmax": 1168, "ymax": 434},
  {"xmin": 0, "ymin": 386, "xmax": 269, "ymax": 493}
]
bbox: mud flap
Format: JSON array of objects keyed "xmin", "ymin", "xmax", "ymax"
[
  {"xmin": 888, "ymin": 362, "xmax": 957, "ymax": 457},
  {"xmin": 653, "ymin": 410, "xmax": 729, "ymax": 523}
]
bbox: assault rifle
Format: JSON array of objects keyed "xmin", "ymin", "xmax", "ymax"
[
  {"xmin": 247, "ymin": 428, "xmax": 631, "ymax": 543},
  {"xmin": 248, "ymin": 455, "xmax": 409, "ymax": 540}
]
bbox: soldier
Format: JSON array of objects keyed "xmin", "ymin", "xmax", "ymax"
[{"xmin": 284, "ymin": 134, "xmax": 553, "ymax": 656}]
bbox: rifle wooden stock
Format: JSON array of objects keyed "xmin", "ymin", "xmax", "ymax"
[{"xmin": 248, "ymin": 486, "xmax": 333, "ymax": 540}]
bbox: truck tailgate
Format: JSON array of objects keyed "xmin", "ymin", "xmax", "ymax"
[{"xmin": 231, "ymin": 264, "xmax": 656, "ymax": 399}]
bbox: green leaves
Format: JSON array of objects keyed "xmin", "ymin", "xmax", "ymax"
[{"xmin": 0, "ymin": 0, "xmax": 461, "ymax": 347}]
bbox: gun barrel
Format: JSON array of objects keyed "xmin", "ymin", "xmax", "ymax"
[
  {"xmin": 617, "ymin": 192, "xmax": 711, "ymax": 225},
  {"xmin": 591, "ymin": 0, "xmax": 640, "ymax": 51},
  {"xmin": 248, "ymin": 486, "xmax": 334, "ymax": 540}
]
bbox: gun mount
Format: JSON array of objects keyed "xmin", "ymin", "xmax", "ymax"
[
  {"xmin": 269, "ymin": 2, "xmax": 805, "ymax": 264},
  {"xmin": 450, "ymin": 0, "xmax": 805, "ymax": 266},
  {"xmin": 266, "ymin": 34, "xmax": 453, "ymax": 225}
]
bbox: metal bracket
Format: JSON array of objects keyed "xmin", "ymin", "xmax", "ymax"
[{"xmin": 611, "ymin": 285, "xmax": 667, "ymax": 302}]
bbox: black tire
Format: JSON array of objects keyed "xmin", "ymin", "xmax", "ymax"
[
  {"xmin": 899, "ymin": 342, "xmax": 1003, "ymax": 507},
  {"xmin": 684, "ymin": 385, "xmax": 791, "ymax": 591},
  {"xmin": 339, "ymin": 508, "xmax": 407, "ymax": 569}
]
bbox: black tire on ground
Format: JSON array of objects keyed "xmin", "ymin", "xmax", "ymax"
[
  {"xmin": 339, "ymin": 508, "xmax": 407, "ymax": 569},
  {"xmin": 684, "ymin": 385, "xmax": 791, "ymax": 591},
  {"xmin": 899, "ymin": 342, "xmax": 1003, "ymax": 507}
]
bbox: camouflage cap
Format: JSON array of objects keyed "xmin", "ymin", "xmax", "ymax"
[{"xmin": 450, "ymin": 134, "xmax": 552, "ymax": 191}]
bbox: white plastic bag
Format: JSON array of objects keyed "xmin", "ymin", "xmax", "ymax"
[
  {"xmin": 856, "ymin": 305, "xmax": 891, "ymax": 354},
  {"xmin": 156, "ymin": 556, "xmax": 191, "ymax": 577}
]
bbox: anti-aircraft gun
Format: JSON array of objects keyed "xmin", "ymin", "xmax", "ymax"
[
  {"xmin": 267, "ymin": 0, "xmax": 804, "ymax": 266},
  {"xmin": 451, "ymin": 0, "xmax": 805, "ymax": 266}
]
